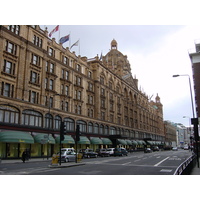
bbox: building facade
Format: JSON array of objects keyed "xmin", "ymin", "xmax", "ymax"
[
  {"xmin": 189, "ymin": 41, "xmax": 200, "ymax": 118},
  {"xmin": 0, "ymin": 25, "xmax": 165, "ymax": 159}
]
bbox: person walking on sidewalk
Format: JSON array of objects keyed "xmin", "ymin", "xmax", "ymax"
[{"xmin": 22, "ymin": 151, "xmax": 27, "ymax": 163}]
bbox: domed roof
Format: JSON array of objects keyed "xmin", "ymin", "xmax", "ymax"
[{"xmin": 111, "ymin": 39, "xmax": 117, "ymax": 49}]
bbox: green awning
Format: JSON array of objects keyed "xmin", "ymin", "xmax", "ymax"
[
  {"xmin": 126, "ymin": 140, "xmax": 132, "ymax": 145},
  {"xmin": 33, "ymin": 134, "xmax": 55, "ymax": 144},
  {"xmin": 117, "ymin": 139, "xmax": 127, "ymax": 145},
  {"xmin": 136, "ymin": 140, "xmax": 143, "ymax": 145},
  {"xmin": 55, "ymin": 135, "xmax": 75, "ymax": 144},
  {"xmin": 101, "ymin": 138, "xmax": 112, "ymax": 145},
  {"xmin": 0, "ymin": 131, "xmax": 34, "ymax": 144},
  {"xmin": 78, "ymin": 136, "xmax": 90, "ymax": 144},
  {"xmin": 132, "ymin": 140, "xmax": 138, "ymax": 145},
  {"xmin": 90, "ymin": 137, "xmax": 103, "ymax": 144}
]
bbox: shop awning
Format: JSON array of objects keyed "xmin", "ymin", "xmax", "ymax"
[
  {"xmin": 125, "ymin": 140, "xmax": 132, "ymax": 145},
  {"xmin": 33, "ymin": 133, "xmax": 55, "ymax": 144},
  {"xmin": 78, "ymin": 136, "xmax": 90, "ymax": 144},
  {"xmin": 55, "ymin": 135, "xmax": 75, "ymax": 144},
  {"xmin": 101, "ymin": 138, "xmax": 112, "ymax": 145},
  {"xmin": 117, "ymin": 139, "xmax": 127, "ymax": 145},
  {"xmin": 136, "ymin": 140, "xmax": 143, "ymax": 145},
  {"xmin": 132, "ymin": 140, "xmax": 138, "ymax": 145},
  {"xmin": 0, "ymin": 131, "xmax": 34, "ymax": 144},
  {"xmin": 90, "ymin": 137, "xmax": 103, "ymax": 144}
]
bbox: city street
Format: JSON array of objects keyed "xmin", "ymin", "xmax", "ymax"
[{"xmin": 0, "ymin": 149, "xmax": 193, "ymax": 175}]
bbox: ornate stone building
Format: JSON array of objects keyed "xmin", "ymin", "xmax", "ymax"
[{"xmin": 0, "ymin": 25, "xmax": 164, "ymax": 159}]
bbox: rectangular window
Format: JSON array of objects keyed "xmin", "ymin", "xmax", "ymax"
[
  {"xmin": 2, "ymin": 82, "xmax": 14, "ymax": 97},
  {"xmin": 50, "ymin": 63, "xmax": 54, "ymax": 73},
  {"xmin": 8, "ymin": 25, "xmax": 20, "ymax": 35},
  {"xmin": 4, "ymin": 60, "xmax": 15, "ymax": 75},
  {"xmin": 33, "ymin": 35, "xmax": 43, "ymax": 48},
  {"xmin": 5, "ymin": 41, "xmax": 17, "ymax": 55},
  {"xmin": 65, "ymin": 86, "xmax": 69, "ymax": 96},
  {"xmin": 32, "ymin": 54, "xmax": 40, "ymax": 66},
  {"xmin": 48, "ymin": 47, "xmax": 54, "ymax": 57},
  {"xmin": 49, "ymin": 79, "xmax": 53, "ymax": 90}
]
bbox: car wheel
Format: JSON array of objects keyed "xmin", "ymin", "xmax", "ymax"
[
  {"xmin": 95, "ymin": 155, "xmax": 98, "ymax": 158},
  {"xmin": 66, "ymin": 158, "xmax": 69, "ymax": 162},
  {"xmin": 87, "ymin": 155, "xmax": 90, "ymax": 158}
]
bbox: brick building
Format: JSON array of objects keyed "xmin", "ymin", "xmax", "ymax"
[{"xmin": 0, "ymin": 25, "xmax": 165, "ymax": 159}]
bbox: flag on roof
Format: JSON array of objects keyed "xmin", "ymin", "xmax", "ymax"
[
  {"xmin": 70, "ymin": 40, "xmax": 79, "ymax": 49},
  {"xmin": 49, "ymin": 25, "xmax": 59, "ymax": 37},
  {"xmin": 59, "ymin": 34, "xmax": 70, "ymax": 44}
]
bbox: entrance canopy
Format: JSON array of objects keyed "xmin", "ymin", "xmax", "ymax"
[
  {"xmin": 0, "ymin": 131, "xmax": 34, "ymax": 144},
  {"xmin": 33, "ymin": 133, "xmax": 55, "ymax": 144},
  {"xmin": 55, "ymin": 135, "xmax": 75, "ymax": 144}
]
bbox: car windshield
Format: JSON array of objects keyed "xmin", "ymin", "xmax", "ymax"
[{"xmin": 106, "ymin": 149, "xmax": 111, "ymax": 151}]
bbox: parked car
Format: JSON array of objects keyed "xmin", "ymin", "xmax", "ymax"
[
  {"xmin": 113, "ymin": 148, "xmax": 123, "ymax": 156},
  {"xmin": 144, "ymin": 148, "xmax": 153, "ymax": 153},
  {"xmin": 79, "ymin": 149, "xmax": 98, "ymax": 158},
  {"xmin": 184, "ymin": 145, "xmax": 189, "ymax": 150},
  {"xmin": 58, "ymin": 151, "xmax": 76, "ymax": 162},
  {"xmin": 120, "ymin": 148, "xmax": 128, "ymax": 156},
  {"xmin": 152, "ymin": 146, "xmax": 159, "ymax": 151},
  {"xmin": 96, "ymin": 148, "xmax": 110, "ymax": 157},
  {"xmin": 172, "ymin": 147, "xmax": 178, "ymax": 151},
  {"xmin": 106, "ymin": 148, "xmax": 115, "ymax": 156}
]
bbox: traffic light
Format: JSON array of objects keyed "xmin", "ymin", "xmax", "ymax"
[
  {"xmin": 60, "ymin": 122, "xmax": 66, "ymax": 141},
  {"xmin": 76, "ymin": 125, "xmax": 80, "ymax": 141}
]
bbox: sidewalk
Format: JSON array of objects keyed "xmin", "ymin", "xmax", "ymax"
[
  {"xmin": 0, "ymin": 158, "xmax": 85, "ymax": 168},
  {"xmin": 190, "ymin": 158, "xmax": 200, "ymax": 175}
]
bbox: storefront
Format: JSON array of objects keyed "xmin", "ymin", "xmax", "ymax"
[
  {"xmin": 0, "ymin": 130, "xmax": 34, "ymax": 159},
  {"xmin": 90, "ymin": 137, "xmax": 103, "ymax": 150},
  {"xmin": 54, "ymin": 135, "xmax": 75, "ymax": 153}
]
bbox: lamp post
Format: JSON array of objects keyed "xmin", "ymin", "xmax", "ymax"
[
  {"xmin": 172, "ymin": 74, "xmax": 195, "ymax": 118},
  {"xmin": 47, "ymin": 93, "xmax": 60, "ymax": 160},
  {"xmin": 173, "ymin": 74, "xmax": 199, "ymax": 168}
]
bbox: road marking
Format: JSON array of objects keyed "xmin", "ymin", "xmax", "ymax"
[
  {"xmin": 122, "ymin": 162, "xmax": 131, "ymax": 165},
  {"xmin": 156, "ymin": 156, "xmax": 161, "ymax": 158},
  {"xmin": 134, "ymin": 159, "xmax": 141, "ymax": 162},
  {"xmin": 160, "ymin": 169, "xmax": 172, "ymax": 172},
  {"xmin": 154, "ymin": 157, "xmax": 169, "ymax": 166}
]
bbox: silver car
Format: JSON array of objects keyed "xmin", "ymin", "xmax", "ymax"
[{"xmin": 59, "ymin": 151, "xmax": 76, "ymax": 162}]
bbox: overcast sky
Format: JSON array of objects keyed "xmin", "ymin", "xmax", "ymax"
[{"xmin": 42, "ymin": 25, "xmax": 200, "ymax": 127}]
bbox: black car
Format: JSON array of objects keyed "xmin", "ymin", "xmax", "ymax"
[
  {"xmin": 79, "ymin": 149, "xmax": 98, "ymax": 158},
  {"xmin": 120, "ymin": 148, "xmax": 128, "ymax": 156},
  {"xmin": 96, "ymin": 148, "xmax": 110, "ymax": 157},
  {"xmin": 152, "ymin": 146, "xmax": 159, "ymax": 151},
  {"xmin": 113, "ymin": 148, "xmax": 123, "ymax": 156}
]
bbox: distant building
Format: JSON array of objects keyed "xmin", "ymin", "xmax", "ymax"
[
  {"xmin": 164, "ymin": 121, "xmax": 177, "ymax": 147},
  {"xmin": 0, "ymin": 25, "xmax": 164, "ymax": 159}
]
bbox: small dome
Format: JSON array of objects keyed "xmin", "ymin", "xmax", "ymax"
[{"xmin": 111, "ymin": 39, "xmax": 117, "ymax": 49}]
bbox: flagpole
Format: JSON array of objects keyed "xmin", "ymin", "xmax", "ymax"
[
  {"xmin": 59, "ymin": 25, "xmax": 61, "ymax": 44},
  {"xmin": 69, "ymin": 31, "xmax": 71, "ymax": 49},
  {"xmin": 79, "ymin": 38, "xmax": 80, "ymax": 56}
]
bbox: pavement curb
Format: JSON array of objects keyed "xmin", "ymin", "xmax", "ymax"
[{"xmin": 48, "ymin": 163, "xmax": 85, "ymax": 168}]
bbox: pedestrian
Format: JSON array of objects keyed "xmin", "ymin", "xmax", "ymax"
[{"xmin": 22, "ymin": 151, "xmax": 27, "ymax": 163}]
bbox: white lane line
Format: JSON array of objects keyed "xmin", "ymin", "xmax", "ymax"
[
  {"xmin": 122, "ymin": 162, "xmax": 131, "ymax": 165},
  {"xmin": 160, "ymin": 169, "xmax": 172, "ymax": 172},
  {"xmin": 154, "ymin": 157, "xmax": 169, "ymax": 167}
]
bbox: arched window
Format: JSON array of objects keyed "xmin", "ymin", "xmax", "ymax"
[
  {"xmin": 0, "ymin": 105, "xmax": 19, "ymax": 124},
  {"xmin": 94, "ymin": 123, "xmax": 99, "ymax": 134},
  {"xmin": 110, "ymin": 126, "xmax": 116, "ymax": 135},
  {"xmin": 45, "ymin": 113, "xmax": 53, "ymax": 129},
  {"xmin": 22, "ymin": 109, "xmax": 42, "ymax": 127},
  {"xmin": 100, "ymin": 124, "xmax": 104, "ymax": 135},
  {"xmin": 64, "ymin": 118, "xmax": 75, "ymax": 131},
  {"xmin": 76, "ymin": 120, "xmax": 87, "ymax": 133},
  {"xmin": 54, "ymin": 115, "xmax": 62, "ymax": 130},
  {"xmin": 105, "ymin": 125, "xmax": 109, "ymax": 135},
  {"xmin": 88, "ymin": 122, "xmax": 93, "ymax": 133}
]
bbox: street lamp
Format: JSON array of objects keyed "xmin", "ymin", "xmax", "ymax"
[
  {"xmin": 173, "ymin": 74, "xmax": 199, "ymax": 168},
  {"xmin": 47, "ymin": 93, "xmax": 60, "ymax": 160},
  {"xmin": 172, "ymin": 74, "xmax": 195, "ymax": 118}
]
